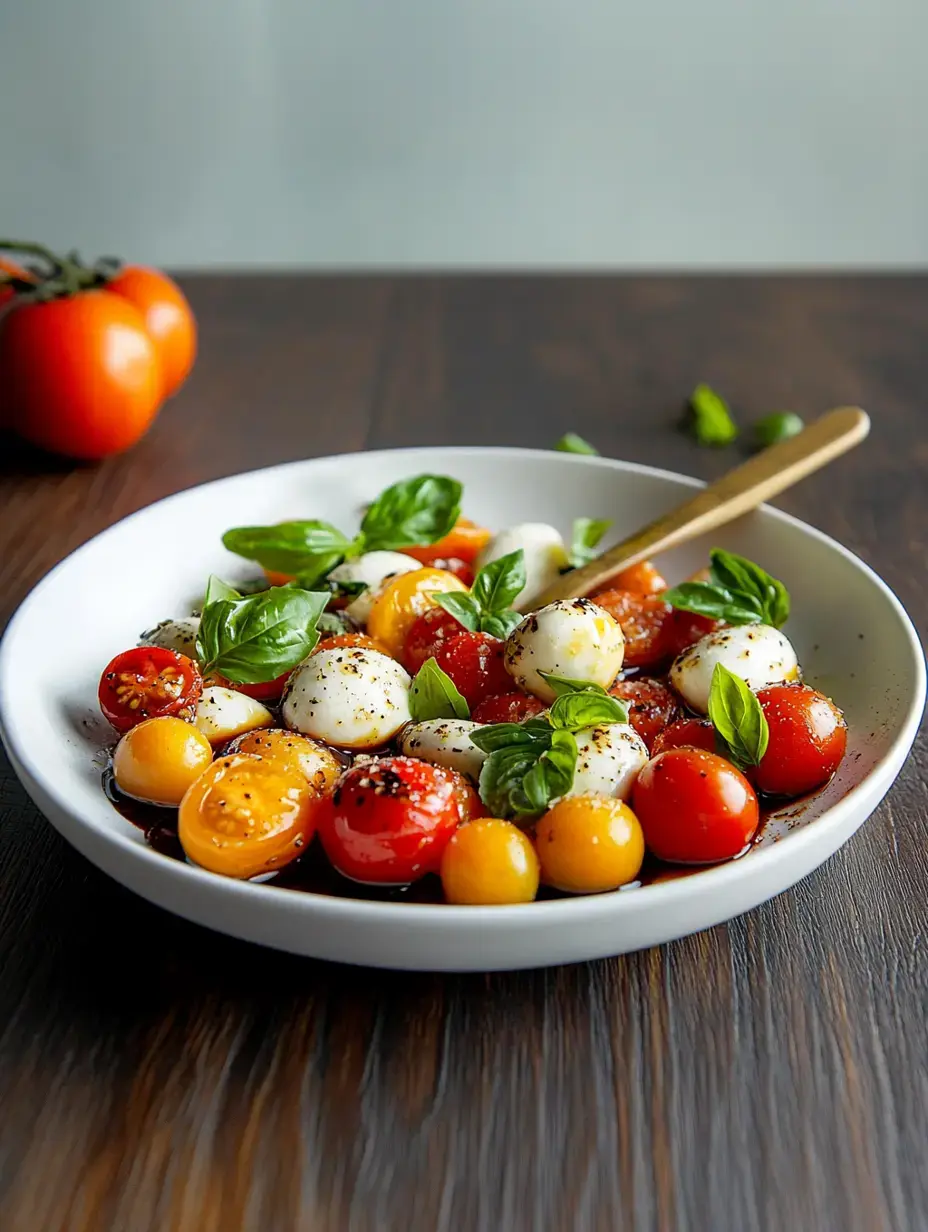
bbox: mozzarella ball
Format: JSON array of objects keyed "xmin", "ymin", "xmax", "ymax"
[
  {"xmin": 140, "ymin": 617, "xmax": 200, "ymax": 658},
  {"xmin": 504, "ymin": 598, "xmax": 625, "ymax": 702},
  {"xmin": 476, "ymin": 523, "xmax": 569, "ymax": 609},
  {"xmin": 195, "ymin": 686, "xmax": 274, "ymax": 745},
  {"xmin": 398, "ymin": 719, "xmax": 488, "ymax": 782},
  {"xmin": 565, "ymin": 724, "xmax": 649, "ymax": 802},
  {"xmin": 331, "ymin": 551, "xmax": 421, "ymax": 625},
  {"xmin": 670, "ymin": 624, "xmax": 801, "ymax": 714},
  {"xmin": 282, "ymin": 647, "xmax": 411, "ymax": 749}
]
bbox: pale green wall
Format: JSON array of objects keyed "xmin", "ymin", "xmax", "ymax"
[{"xmin": 2, "ymin": 0, "xmax": 925, "ymax": 267}]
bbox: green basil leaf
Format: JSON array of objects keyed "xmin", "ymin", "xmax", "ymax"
[
  {"xmin": 538, "ymin": 671, "xmax": 607, "ymax": 697},
  {"xmin": 478, "ymin": 745, "xmax": 542, "ymax": 820},
  {"xmin": 314, "ymin": 577, "xmax": 368, "ymax": 598},
  {"xmin": 222, "ymin": 520, "xmax": 352, "ymax": 582},
  {"xmin": 472, "ymin": 550, "xmax": 526, "ymax": 613},
  {"xmin": 409, "ymin": 658, "xmax": 470, "ymax": 722},
  {"xmin": 203, "ymin": 575, "xmax": 240, "ymax": 605},
  {"xmin": 663, "ymin": 581, "xmax": 763, "ymax": 626},
  {"xmin": 709, "ymin": 549, "xmax": 790, "ymax": 628},
  {"xmin": 522, "ymin": 729, "xmax": 577, "ymax": 810},
  {"xmin": 554, "ymin": 433, "xmax": 599, "ymax": 456},
  {"xmin": 196, "ymin": 586, "xmax": 329, "ymax": 684},
  {"xmin": 685, "ymin": 384, "xmax": 738, "ymax": 447},
  {"xmin": 358, "ymin": 475, "xmax": 462, "ymax": 552},
  {"xmin": 568, "ymin": 517, "xmax": 612, "ymax": 568},
  {"xmin": 707, "ymin": 663, "xmax": 769, "ymax": 769},
  {"xmin": 317, "ymin": 610, "xmax": 351, "ymax": 636},
  {"xmin": 432, "ymin": 591, "xmax": 481, "ymax": 633},
  {"xmin": 754, "ymin": 411, "xmax": 804, "ymax": 448},
  {"xmin": 549, "ymin": 692, "xmax": 629, "ymax": 731},
  {"xmin": 479, "ymin": 610, "xmax": 524, "ymax": 640},
  {"xmin": 470, "ymin": 718, "xmax": 552, "ymax": 754}
]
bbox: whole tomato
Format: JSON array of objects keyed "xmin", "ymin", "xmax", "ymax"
[{"xmin": 105, "ymin": 265, "xmax": 197, "ymax": 398}]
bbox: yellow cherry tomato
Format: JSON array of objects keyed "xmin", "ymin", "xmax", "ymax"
[
  {"xmin": 178, "ymin": 753, "xmax": 318, "ymax": 879},
  {"xmin": 112, "ymin": 716, "xmax": 213, "ymax": 806},
  {"xmin": 535, "ymin": 794, "xmax": 644, "ymax": 894},
  {"xmin": 226, "ymin": 728, "xmax": 342, "ymax": 794},
  {"xmin": 366, "ymin": 567, "xmax": 468, "ymax": 658},
  {"xmin": 440, "ymin": 818, "xmax": 540, "ymax": 905}
]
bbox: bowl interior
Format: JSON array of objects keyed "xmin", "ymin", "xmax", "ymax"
[{"xmin": 1, "ymin": 447, "xmax": 922, "ymax": 874}]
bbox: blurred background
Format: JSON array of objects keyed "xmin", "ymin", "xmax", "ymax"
[{"xmin": 2, "ymin": 0, "xmax": 926, "ymax": 269}]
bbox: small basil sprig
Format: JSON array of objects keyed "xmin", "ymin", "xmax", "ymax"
[
  {"xmin": 685, "ymin": 383, "xmax": 738, "ymax": 447},
  {"xmin": 409, "ymin": 658, "xmax": 470, "ymax": 722},
  {"xmin": 196, "ymin": 576, "xmax": 329, "ymax": 684},
  {"xmin": 555, "ymin": 432, "xmax": 599, "ymax": 456},
  {"xmin": 754, "ymin": 411, "xmax": 804, "ymax": 448},
  {"xmin": 664, "ymin": 548, "xmax": 790, "ymax": 628},
  {"xmin": 221, "ymin": 474, "xmax": 462, "ymax": 582},
  {"xmin": 707, "ymin": 664, "xmax": 769, "ymax": 770},
  {"xmin": 433, "ymin": 550, "xmax": 526, "ymax": 639},
  {"xmin": 568, "ymin": 517, "xmax": 612, "ymax": 568}
]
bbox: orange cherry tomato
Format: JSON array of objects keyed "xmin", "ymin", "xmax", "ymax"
[
  {"xmin": 403, "ymin": 518, "xmax": 492, "ymax": 566},
  {"xmin": 601, "ymin": 560, "xmax": 668, "ymax": 596},
  {"xmin": 104, "ymin": 266, "xmax": 196, "ymax": 399},
  {"xmin": 593, "ymin": 590, "xmax": 675, "ymax": 668},
  {"xmin": 440, "ymin": 819, "xmax": 540, "ymax": 904},
  {"xmin": 313, "ymin": 632, "xmax": 391, "ymax": 657},
  {"xmin": 113, "ymin": 716, "xmax": 213, "ymax": 806},
  {"xmin": 536, "ymin": 795, "xmax": 645, "ymax": 893},
  {"xmin": 179, "ymin": 753, "xmax": 319, "ymax": 879},
  {"xmin": 225, "ymin": 728, "xmax": 342, "ymax": 794},
  {"xmin": 366, "ymin": 567, "xmax": 468, "ymax": 659}
]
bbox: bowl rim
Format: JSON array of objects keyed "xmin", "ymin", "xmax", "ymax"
[{"xmin": 1, "ymin": 445, "xmax": 925, "ymax": 926}]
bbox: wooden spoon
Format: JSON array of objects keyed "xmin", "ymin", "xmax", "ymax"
[{"xmin": 533, "ymin": 406, "xmax": 870, "ymax": 606}]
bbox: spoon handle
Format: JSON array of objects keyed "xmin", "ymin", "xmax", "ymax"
[{"xmin": 535, "ymin": 406, "xmax": 870, "ymax": 605}]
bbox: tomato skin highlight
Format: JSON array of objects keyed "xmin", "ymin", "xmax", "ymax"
[
  {"xmin": 471, "ymin": 690, "xmax": 547, "ymax": 725},
  {"xmin": 104, "ymin": 266, "xmax": 196, "ymax": 399},
  {"xmin": 754, "ymin": 684, "xmax": 847, "ymax": 798},
  {"xmin": 99, "ymin": 647, "xmax": 202, "ymax": 733},
  {"xmin": 632, "ymin": 748, "xmax": 759, "ymax": 864},
  {"xmin": 403, "ymin": 606, "xmax": 467, "ymax": 674},
  {"xmin": 592, "ymin": 590, "xmax": 675, "ymax": 668},
  {"xmin": 0, "ymin": 290, "xmax": 162, "ymax": 459},
  {"xmin": 318, "ymin": 757, "xmax": 463, "ymax": 884},
  {"xmin": 608, "ymin": 677, "xmax": 680, "ymax": 750},
  {"xmin": 650, "ymin": 717, "xmax": 718, "ymax": 757},
  {"xmin": 435, "ymin": 631, "xmax": 511, "ymax": 710}
]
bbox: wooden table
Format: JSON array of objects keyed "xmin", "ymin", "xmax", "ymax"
[{"xmin": 1, "ymin": 276, "xmax": 926, "ymax": 1232}]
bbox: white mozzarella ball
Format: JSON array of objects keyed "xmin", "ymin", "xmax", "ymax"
[
  {"xmin": 670, "ymin": 624, "xmax": 801, "ymax": 714},
  {"xmin": 565, "ymin": 724, "xmax": 649, "ymax": 801},
  {"xmin": 332, "ymin": 551, "xmax": 421, "ymax": 626},
  {"xmin": 195, "ymin": 686, "xmax": 273, "ymax": 745},
  {"xmin": 476, "ymin": 523, "xmax": 569, "ymax": 609},
  {"xmin": 504, "ymin": 598, "xmax": 625, "ymax": 702},
  {"xmin": 140, "ymin": 617, "xmax": 200, "ymax": 658},
  {"xmin": 282, "ymin": 647, "xmax": 411, "ymax": 749},
  {"xmin": 398, "ymin": 719, "xmax": 488, "ymax": 782}
]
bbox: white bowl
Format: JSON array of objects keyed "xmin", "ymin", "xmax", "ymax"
[{"xmin": 0, "ymin": 448, "xmax": 923, "ymax": 971}]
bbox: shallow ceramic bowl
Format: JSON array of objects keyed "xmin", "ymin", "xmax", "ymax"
[{"xmin": 0, "ymin": 448, "xmax": 924, "ymax": 971}]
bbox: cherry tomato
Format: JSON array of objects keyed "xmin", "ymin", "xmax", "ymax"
[
  {"xmin": 608, "ymin": 677, "xmax": 680, "ymax": 750},
  {"xmin": 535, "ymin": 795, "xmax": 645, "ymax": 893},
  {"xmin": 597, "ymin": 560, "xmax": 667, "ymax": 597},
  {"xmin": 435, "ymin": 631, "xmax": 511, "ymax": 709},
  {"xmin": 753, "ymin": 684, "xmax": 847, "ymax": 798},
  {"xmin": 225, "ymin": 728, "xmax": 342, "ymax": 794},
  {"xmin": 318, "ymin": 757, "xmax": 462, "ymax": 884},
  {"xmin": 592, "ymin": 590, "xmax": 675, "ymax": 668},
  {"xmin": 667, "ymin": 609, "xmax": 723, "ymax": 657},
  {"xmin": 440, "ymin": 819, "xmax": 540, "ymax": 904},
  {"xmin": 112, "ymin": 716, "xmax": 213, "ymax": 806},
  {"xmin": 314, "ymin": 632, "xmax": 391, "ymax": 658},
  {"xmin": 104, "ymin": 266, "xmax": 196, "ymax": 399},
  {"xmin": 632, "ymin": 749, "xmax": 759, "ymax": 864},
  {"xmin": 403, "ymin": 517, "xmax": 492, "ymax": 567},
  {"xmin": 366, "ymin": 567, "xmax": 468, "ymax": 659},
  {"xmin": 402, "ymin": 606, "xmax": 467, "ymax": 674},
  {"xmin": 179, "ymin": 753, "xmax": 319, "ymax": 879},
  {"xmin": 99, "ymin": 647, "xmax": 202, "ymax": 733},
  {"xmin": 447, "ymin": 771, "xmax": 489, "ymax": 825},
  {"xmin": 425, "ymin": 557, "xmax": 475, "ymax": 586},
  {"xmin": 0, "ymin": 290, "xmax": 162, "ymax": 459},
  {"xmin": 471, "ymin": 691, "xmax": 547, "ymax": 725},
  {"xmin": 230, "ymin": 670, "xmax": 293, "ymax": 702},
  {"xmin": 651, "ymin": 718, "xmax": 718, "ymax": 757}
]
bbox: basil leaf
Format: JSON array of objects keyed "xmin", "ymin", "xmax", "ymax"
[
  {"xmin": 222, "ymin": 520, "xmax": 352, "ymax": 582},
  {"xmin": 522, "ymin": 729, "xmax": 577, "ymax": 810},
  {"xmin": 662, "ymin": 581, "xmax": 764, "ymax": 627},
  {"xmin": 203, "ymin": 575, "xmax": 240, "ymax": 605},
  {"xmin": 568, "ymin": 517, "xmax": 612, "ymax": 568},
  {"xmin": 314, "ymin": 577, "xmax": 367, "ymax": 599},
  {"xmin": 709, "ymin": 549, "xmax": 790, "ymax": 628},
  {"xmin": 549, "ymin": 692, "xmax": 629, "ymax": 731},
  {"xmin": 196, "ymin": 586, "xmax": 329, "ymax": 684},
  {"xmin": 472, "ymin": 550, "xmax": 526, "ymax": 614},
  {"xmin": 707, "ymin": 663, "xmax": 769, "ymax": 769},
  {"xmin": 478, "ymin": 745, "xmax": 543, "ymax": 820},
  {"xmin": 470, "ymin": 718, "xmax": 552, "ymax": 754},
  {"xmin": 409, "ymin": 658, "xmax": 470, "ymax": 722},
  {"xmin": 754, "ymin": 411, "xmax": 804, "ymax": 448},
  {"xmin": 432, "ymin": 592, "xmax": 481, "ymax": 633},
  {"xmin": 554, "ymin": 433, "xmax": 599, "ymax": 456},
  {"xmin": 358, "ymin": 475, "xmax": 462, "ymax": 552},
  {"xmin": 685, "ymin": 384, "xmax": 738, "ymax": 447},
  {"xmin": 317, "ymin": 610, "xmax": 351, "ymax": 636},
  {"xmin": 538, "ymin": 671, "xmax": 607, "ymax": 697},
  {"xmin": 479, "ymin": 610, "xmax": 523, "ymax": 640}
]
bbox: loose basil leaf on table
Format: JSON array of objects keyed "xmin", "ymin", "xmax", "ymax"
[
  {"xmin": 358, "ymin": 475, "xmax": 462, "ymax": 552},
  {"xmin": 707, "ymin": 663, "xmax": 769, "ymax": 769},
  {"xmin": 409, "ymin": 658, "xmax": 470, "ymax": 722},
  {"xmin": 432, "ymin": 549, "xmax": 526, "ymax": 639},
  {"xmin": 753, "ymin": 411, "xmax": 804, "ymax": 448},
  {"xmin": 196, "ymin": 584, "xmax": 330, "ymax": 684},
  {"xmin": 663, "ymin": 548, "xmax": 789, "ymax": 628},
  {"xmin": 685, "ymin": 383, "xmax": 738, "ymax": 447},
  {"xmin": 554, "ymin": 432, "xmax": 599, "ymax": 456},
  {"xmin": 568, "ymin": 517, "xmax": 612, "ymax": 568}
]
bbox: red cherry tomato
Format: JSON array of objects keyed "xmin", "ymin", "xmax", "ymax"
[
  {"xmin": 403, "ymin": 606, "xmax": 467, "ymax": 674},
  {"xmin": 472, "ymin": 691, "xmax": 547, "ymax": 725},
  {"xmin": 99, "ymin": 647, "xmax": 202, "ymax": 733},
  {"xmin": 318, "ymin": 757, "xmax": 463, "ymax": 883},
  {"xmin": 753, "ymin": 684, "xmax": 847, "ymax": 798},
  {"xmin": 632, "ymin": 748, "xmax": 759, "ymax": 863},
  {"xmin": 435, "ymin": 631, "xmax": 511, "ymax": 709},
  {"xmin": 651, "ymin": 718, "xmax": 718, "ymax": 757},
  {"xmin": 448, "ymin": 771, "xmax": 489, "ymax": 823},
  {"xmin": 425, "ymin": 557, "xmax": 475, "ymax": 586},
  {"xmin": 667, "ymin": 609, "xmax": 724, "ymax": 657},
  {"xmin": 234, "ymin": 670, "xmax": 293, "ymax": 702},
  {"xmin": 608, "ymin": 677, "xmax": 679, "ymax": 750},
  {"xmin": 592, "ymin": 590, "xmax": 675, "ymax": 668}
]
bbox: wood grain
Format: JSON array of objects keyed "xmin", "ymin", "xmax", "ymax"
[{"xmin": 1, "ymin": 275, "xmax": 926, "ymax": 1232}]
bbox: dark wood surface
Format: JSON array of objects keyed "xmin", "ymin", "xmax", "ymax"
[{"xmin": 1, "ymin": 276, "xmax": 926, "ymax": 1232}]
